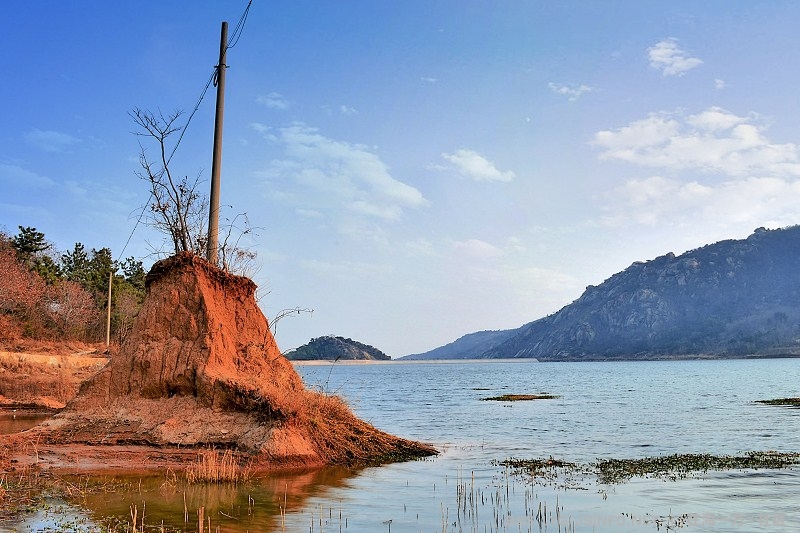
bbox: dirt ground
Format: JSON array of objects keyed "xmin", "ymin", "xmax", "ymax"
[{"xmin": 0, "ymin": 340, "xmax": 109, "ymax": 409}]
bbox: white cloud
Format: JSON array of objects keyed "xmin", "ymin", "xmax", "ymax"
[
  {"xmin": 648, "ymin": 38, "xmax": 702, "ymax": 77},
  {"xmin": 256, "ymin": 92, "xmax": 290, "ymax": 110},
  {"xmin": 715, "ymin": 78, "xmax": 727, "ymax": 90},
  {"xmin": 453, "ymin": 238, "xmax": 504, "ymax": 260},
  {"xmin": 602, "ymin": 175, "xmax": 800, "ymax": 229},
  {"xmin": 593, "ymin": 107, "xmax": 800, "ymax": 177},
  {"xmin": 339, "ymin": 105, "xmax": 358, "ymax": 115},
  {"xmin": 403, "ymin": 238, "xmax": 437, "ymax": 257},
  {"xmin": 441, "ymin": 149, "xmax": 515, "ymax": 182},
  {"xmin": 296, "ymin": 208, "xmax": 323, "ymax": 218},
  {"xmin": 548, "ymin": 82, "xmax": 594, "ymax": 101},
  {"xmin": 0, "ymin": 163, "xmax": 55, "ymax": 187},
  {"xmin": 258, "ymin": 123, "xmax": 427, "ymax": 224},
  {"xmin": 685, "ymin": 107, "xmax": 746, "ymax": 131},
  {"xmin": 24, "ymin": 129, "xmax": 82, "ymax": 153},
  {"xmin": 421, "ymin": 77, "xmax": 438, "ymax": 84}
]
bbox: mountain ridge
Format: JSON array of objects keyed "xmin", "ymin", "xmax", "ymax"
[{"xmin": 407, "ymin": 226, "xmax": 800, "ymax": 361}]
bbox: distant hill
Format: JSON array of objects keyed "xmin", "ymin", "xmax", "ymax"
[
  {"xmin": 401, "ymin": 329, "xmax": 517, "ymax": 360},
  {"xmin": 409, "ymin": 226, "xmax": 800, "ymax": 361},
  {"xmin": 284, "ymin": 336, "xmax": 391, "ymax": 361}
]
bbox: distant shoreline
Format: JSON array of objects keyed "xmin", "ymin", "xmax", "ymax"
[
  {"xmin": 290, "ymin": 354, "xmax": 800, "ymax": 365},
  {"xmin": 290, "ymin": 358, "xmax": 539, "ymax": 366}
]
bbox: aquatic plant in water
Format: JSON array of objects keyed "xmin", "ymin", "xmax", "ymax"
[
  {"xmin": 500, "ymin": 451, "xmax": 800, "ymax": 485},
  {"xmin": 480, "ymin": 394, "xmax": 559, "ymax": 401},
  {"xmin": 756, "ymin": 397, "xmax": 800, "ymax": 407}
]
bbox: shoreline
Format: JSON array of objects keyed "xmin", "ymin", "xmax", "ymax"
[{"xmin": 291, "ymin": 357, "xmax": 540, "ymax": 366}]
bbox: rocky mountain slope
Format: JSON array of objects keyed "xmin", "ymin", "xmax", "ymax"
[
  {"xmin": 402, "ymin": 329, "xmax": 516, "ymax": 360},
  {"xmin": 285, "ymin": 335, "xmax": 391, "ymax": 361},
  {"xmin": 411, "ymin": 226, "xmax": 800, "ymax": 361}
]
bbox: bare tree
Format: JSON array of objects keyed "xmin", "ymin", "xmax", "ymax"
[{"xmin": 130, "ymin": 108, "xmax": 208, "ymax": 257}]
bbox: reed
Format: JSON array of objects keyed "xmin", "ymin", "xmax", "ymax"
[{"xmin": 184, "ymin": 449, "xmax": 251, "ymax": 484}]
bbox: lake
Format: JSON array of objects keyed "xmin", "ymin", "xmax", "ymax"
[{"xmin": 8, "ymin": 358, "xmax": 800, "ymax": 532}]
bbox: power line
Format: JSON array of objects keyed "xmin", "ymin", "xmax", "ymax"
[
  {"xmin": 226, "ymin": 0, "xmax": 253, "ymax": 50},
  {"xmin": 120, "ymin": 0, "xmax": 255, "ymax": 260}
]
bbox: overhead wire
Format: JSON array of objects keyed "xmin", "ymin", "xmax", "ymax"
[
  {"xmin": 226, "ymin": 0, "xmax": 253, "ymax": 50},
  {"xmin": 118, "ymin": 0, "xmax": 253, "ymax": 260}
]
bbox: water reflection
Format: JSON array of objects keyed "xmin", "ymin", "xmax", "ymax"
[
  {"xmin": 66, "ymin": 466, "xmax": 362, "ymax": 532},
  {"xmin": 0, "ymin": 410, "xmax": 52, "ymax": 434}
]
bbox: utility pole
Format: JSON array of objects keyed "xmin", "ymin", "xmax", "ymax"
[
  {"xmin": 207, "ymin": 21, "xmax": 228, "ymax": 265},
  {"xmin": 106, "ymin": 270, "xmax": 112, "ymax": 348}
]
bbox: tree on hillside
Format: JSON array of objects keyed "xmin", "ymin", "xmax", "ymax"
[
  {"xmin": 12, "ymin": 226, "xmax": 61, "ymax": 283},
  {"xmin": 61, "ymin": 243, "xmax": 91, "ymax": 284},
  {"xmin": 120, "ymin": 257, "xmax": 146, "ymax": 291},
  {"xmin": 0, "ymin": 235, "xmax": 46, "ymax": 339},
  {"xmin": 11, "ymin": 226, "xmax": 48, "ymax": 259},
  {"xmin": 130, "ymin": 108, "xmax": 208, "ymax": 258},
  {"xmin": 1, "ymin": 228, "xmax": 149, "ymax": 344}
]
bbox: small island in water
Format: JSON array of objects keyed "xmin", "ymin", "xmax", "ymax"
[{"xmin": 285, "ymin": 336, "xmax": 391, "ymax": 361}]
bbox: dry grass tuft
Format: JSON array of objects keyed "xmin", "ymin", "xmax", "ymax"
[
  {"xmin": 184, "ymin": 449, "xmax": 251, "ymax": 484},
  {"xmin": 291, "ymin": 389, "xmax": 437, "ymax": 466}
]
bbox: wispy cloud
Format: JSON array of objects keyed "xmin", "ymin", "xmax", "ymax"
[
  {"xmin": 300, "ymin": 258, "xmax": 392, "ymax": 280},
  {"xmin": 595, "ymin": 106, "xmax": 800, "ymax": 232},
  {"xmin": 714, "ymin": 78, "xmax": 727, "ymax": 90},
  {"xmin": 441, "ymin": 149, "xmax": 515, "ymax": 182},
  {"xmin": 592, "ymin": 107, "xmax": 800, "ymax": 177},
  {"xmin": 0, "ymin": 163, "xmax": 55, "ymax": 187},
  {"xmin": 648, "ymin": 38, "xmax": 702, "ymax": 77},
  {"xmin": 420, "ymin": 77, "xmax": 438, "ymax": 84},
  {"xmin": 257, "ymin": 123, "xmax": 427, "ymax": 223},
  {"xmin": 24, "ymin": 129, "xmax": 82, "ymax": 153},
  {"xmin": 601, "ymin": 175, "xmax": 800, "ymax": 230},
  {"xmin": 548, "ymin": 82, "xmax": 594, "ymax": 101},
  {"xmin": 256, "ymin": 92, "xmax": 290, "ymax": 110},
  {"xmin": 453, "ymin": 238, "xmax": 504, "ymax": 260}
]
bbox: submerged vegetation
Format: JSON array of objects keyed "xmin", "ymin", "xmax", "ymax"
[
  {"xmin": 481, "ymin": 393, "xmax": 559, "ymax": 401},
  {"xmin": 756, "ymin": 397, "xmax": 800, "ymax": 407},
  {"xmin": 501, "ymin": 451, "xmax": 800, "ymax": 485}
]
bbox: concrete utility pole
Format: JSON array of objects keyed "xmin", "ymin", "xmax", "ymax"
[{"xmin": 207, "ymin": 21, "xmax": 228, "ymax": 265}]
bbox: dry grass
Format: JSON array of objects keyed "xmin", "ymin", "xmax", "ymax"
[
  {"xmin": 0, "ymin": 434, "xmax": 47, "ymax": 520},
  {"xmin": 291, "ymin": 389, "xmax": 437, "ymax": 466},
  {"xmin": 184, "ymin": 449, "xmax": 251, "ymax": 484}
]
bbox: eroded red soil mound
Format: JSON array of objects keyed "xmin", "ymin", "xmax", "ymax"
[{"xmin": 25, "ymin": 253, "xmax": 434, "ymax": 469}]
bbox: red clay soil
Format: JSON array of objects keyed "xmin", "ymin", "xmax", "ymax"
[{"xmin": 11, "ymin": 253, "xmax": 435, "ymax": 472}]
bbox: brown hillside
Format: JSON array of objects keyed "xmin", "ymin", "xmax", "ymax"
[{"xmin": 21, "ymin": 253, "xmax": 434, "ymax": 470}]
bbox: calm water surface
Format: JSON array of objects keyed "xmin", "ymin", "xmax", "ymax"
[{"xmin": 9, "ymin": 358, "xmax": 800, "ymax": 532}]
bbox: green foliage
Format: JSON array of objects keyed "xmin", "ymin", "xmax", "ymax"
[
  {"xmin": 31, "ymin": 255, "xmax": 62, "ymax": 284},
  {"xmin": 11, "ymin": 226, "xmax": 49, "ymax": 259},
  {"xmin": 61, "ymin": 242, "xmax": 91, "ymax": 284},
  {"xmin": 286, "ymin": 335, "xmax": 391, "ymax": 361},
  {"xmin": 120, "ymin": 257, "xmax": 146, "ymax": 291},
  {"xmin": 1, "ymin": 226, "xmax": 149, "ymax": 344}
]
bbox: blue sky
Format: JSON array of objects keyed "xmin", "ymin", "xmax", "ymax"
[{"xmin": 4, "ymin": 1, "xmax": 800, "ymax": 357}]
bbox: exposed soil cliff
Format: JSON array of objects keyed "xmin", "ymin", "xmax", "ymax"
[{"xmin": 23, "ymin": 253, "xmax": 434, "ymax": 469}]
